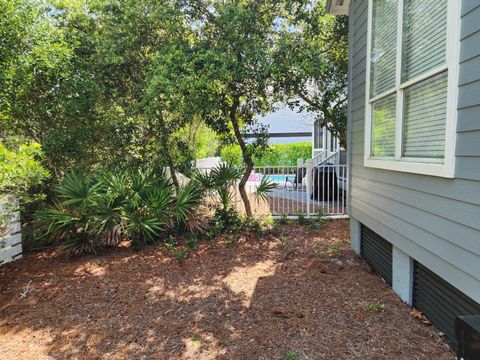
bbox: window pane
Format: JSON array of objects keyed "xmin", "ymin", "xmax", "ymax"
[
  {"xmin": 372, "ymin": 94, "xmax": 396, "ymax": 157},
  {"xmin": 370, "ymin": 0, "xmax": 398, "ymax": 97},
  {"xmin": 313, "ymin": 122, "xmax": 323, "ymax": 149},
  {"xmin": 403, "ymin": 72, "xmax": 448, "ymax": 158},
  {"xmin": 402, "ymin": 0, "xmax": 447, "ymax": 81}
]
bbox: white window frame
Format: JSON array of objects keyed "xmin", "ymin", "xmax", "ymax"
[
  {"xmin": 312, "ymin": 121, "xmax": 326, "ymax": 153},
  {"xmin": 364, "ymin": 0, "xmax": 460, "ymax": 178}
]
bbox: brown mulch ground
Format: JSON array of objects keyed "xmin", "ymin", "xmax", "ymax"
[{"xmin": 0, "ymin": 220, "xmax": 455, "ymax": 359}]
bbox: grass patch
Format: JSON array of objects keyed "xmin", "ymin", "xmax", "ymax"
[
  {"xmin": 285, "ymin": 351, "xmax": 300, "ymax": 360},
  {"xmin": 186, "ymin": 236, "xmax": 199, "ymax": 250},
  {"xmin": 192, "ymin": 335, "xmax": 202, "ymax": 347},
  {"xmin": 279, "ymin": 235, "xmax": 289, "ymax": 246},
  {"xmin": 363, "ymin": 302, "xmax": 385, "ymax": 312},
  {"xmin": 164, "ymin": 236, "xmax": 177, "ymax": 251},
  {"xmin": 173, "ymin": 246, "xmax": 189, "ymax": 265},
  {"xmin": 295, "ymin": 211, "xmax": 324, "ymax": 231}
]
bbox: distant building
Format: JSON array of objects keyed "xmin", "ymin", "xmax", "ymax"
[
  {"xmin": 257, "ymin": 104, "xmax": 339, "ymax": 159},
  {"xmin": 257, "ymin": 105, "xmax": 313, "ymax": 144}
]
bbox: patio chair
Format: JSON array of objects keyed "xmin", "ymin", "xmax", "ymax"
[{"xmin": 282, "ymin": 167, "xmax": 306, "ymax": 190}]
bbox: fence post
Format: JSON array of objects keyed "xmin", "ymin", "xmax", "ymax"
[{"xmin": 305, "ymin": 159, "xmax": 313, "ymax": 217}]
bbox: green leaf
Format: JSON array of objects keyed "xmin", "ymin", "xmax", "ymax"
[{"xmin": 255, "ymin": 176, "xmax": 278, "ymax": 203}]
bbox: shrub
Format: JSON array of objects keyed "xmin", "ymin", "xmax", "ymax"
[
  {"xmin": 278, "ymin": 213, "xmax": 289, "ymax": 224},
  {"xmin": 307, "ymin": 213, "xmax": 324, "ymax": 231},
  {"xmin": 35, "ymin": 172, "xmax": 109, "ymax": 255},
  {"xmin": 36, "ymin": 169, "xmax": 205, "ymax": 255},
  {"xmin": 0, "ymin": 140, "xmax": 50, "ymax": 199},
  {"xmin": 0, "ymin": 139, "xmax": 50, "ymax": 236},
  {"xmin": 211, "ymin": 207, "xmax": 242, "ymax": 234},
  {"xmin": 192, "ymin": 162, "xmax": 243, "ymax": 234},
  {"xmin": 164, "ymin": 235, "xmax": 177, "ymax": 251},
  {"xmin": 296, "ymin": 211, "xmax": 308, "ymax": 225},
  {"xmin": 38, "ymin": 161, "xmax": 278, "ymax": 255},
  {"xmin": 285, "ymin": 352, "xmax": 300, "ymax": 360},
  {"xmin": 191, "ymin": 162, "xmax": 276, "ymax": 235},
  {"xmin": 220, "ymin": 142, "xmax": 311, "ymax": 167},
  {"xmin": 218, "ymin": 144, "xmax": 244, "ymax": 166},
  {"xmin": 242, "ymin": 216, "xmax": 262, "ymax": 234}
]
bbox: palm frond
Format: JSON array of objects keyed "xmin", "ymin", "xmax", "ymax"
[
  {"xmin": 94, "ymin": 197, "xmax": 125, "ymax": 246},
  {"xmin": 55, "ymin": 171, "xmax": 101, "ymax": 208},
  {"xmin": 175, "ymin": 183, "xmax": 203, "ymax": 224},
  {"xmin": 36, "ymin": 208, "xmax": 80, "ymax": 240},
  {"xmin": 184, "ymin": 211, "xmax": 209, "ymax": 235},
  {"xmin": 217, "ymin": 185, "xmax": 237, "ymax": 211},
  {"xmin": 61, "ymin": 235, "xmax": 99, "ymax": 256},
  {"xmin": 145, "ymin": 185, "xmax": 174, "ymax": 219},
  {"xmin": 191, "ymin": 169, "xmax": 216, "ymax": 190},
  {"xmin": 255, "ymin": 176, "xmax": 277, "ymax": 203},
  {"xmin": 99, "ymin": 172, "xmax": 130, "ymax": 203},
  {"xmin": 129, "ymin": 169, "xmax": 154, "ymax": 199},
  {"xmin": 124, "ymin": 211, "xmax": 164, "ymax": 244},
  {"xmin": 210, "ymin": 162, "xmax": 243, "ymax": 187}
]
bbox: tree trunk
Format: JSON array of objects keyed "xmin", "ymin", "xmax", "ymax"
[
  {"xmin": 156, "ymin": 110, "xmax": 180, "ymax": 191},
  {"xmin": 229, "ymin": 98, "xmax": 253, "ymax": 217},
  {"xmin": 238, "ymin": 160, "xmax": 254, "ymax": 217},
  {"xmin": 338, "ymin": 131, "xmax": 347, "ymax": 150}
]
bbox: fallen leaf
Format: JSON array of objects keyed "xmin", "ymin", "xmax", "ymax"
[{"xmin": 410, "ymin": 308, "xmax": 432, "ymax": 325}]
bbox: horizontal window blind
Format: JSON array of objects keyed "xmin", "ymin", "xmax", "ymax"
[
  {"xmin": 370, "ymin": 0, "xmax": 398, "ymax": 97},
  {"xmin": 314, "ymin": 122, "xmax": 323, "ymax": 149},
  {"xmin": 372, "ymin": 94, "xmax": 396, "ymax": 157},
  {"xmin": 402, "ymin": 0, "xmax": 448, "ymax": 81},
  {"xmin": 403, "ymin": 72, "xmax": 448, "ymax": 158}
]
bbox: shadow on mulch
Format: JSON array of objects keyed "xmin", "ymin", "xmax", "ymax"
[{"xmin": 0, "ymin": 220, "xmax": 455, "ymax": 360}]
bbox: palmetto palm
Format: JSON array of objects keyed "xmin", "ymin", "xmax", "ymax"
[
  {"xmin": 192, "ymin": 162, "xmax": 276, "ymax": 211},
  {"xmin": 37, "ymin": 172, "xmax": 106, "ymax": 254},
  {"xmin": 37, "ymin": 169, "xmax": 206, "ymax": 255},
  {"xmin": 254, "ymin": 176, "xmax": 278, "ymax": 203},
  {"xmin": 192, "ymin": 162, "xmax": 243, "ymax": 212}
]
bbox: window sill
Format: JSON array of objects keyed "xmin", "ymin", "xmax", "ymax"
[{"xmin": 364, "ymin": 157, "xmax": 455, "ymax": 178}]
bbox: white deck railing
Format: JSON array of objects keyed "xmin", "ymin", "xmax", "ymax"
[
  {"xmin": 312, "ymin": 149, "xmax": 327, "ymax": 166},
  {"xmin": 196, "ymin": 161, "xmax": 348, "ymax": 219},
  {"xmin": 247, "ymin": 164, "xmax": 348, "ymax": 218}
]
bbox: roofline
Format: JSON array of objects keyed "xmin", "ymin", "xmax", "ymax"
[
  {"xmin": 326, "ymin": 0, "xmax": 350, "ymax": 16},
  {"xmin": 244, "ymin": 132, "xmax": 311, "ymax": 139}
]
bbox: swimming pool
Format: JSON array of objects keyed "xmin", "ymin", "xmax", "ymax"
[{"xmin": 259, "ymin": 174, "xmax": 292, "ymax": 183}]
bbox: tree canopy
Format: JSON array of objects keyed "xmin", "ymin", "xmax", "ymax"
[
  {"xmin": 183, "ymin": 0, "xmax": 298, "ymax": 215},
  {"xmin": 274, "ymin": 3, "xmax": 349, "ymax": 145},
  {"xmin": 0, "ymin": 0, "xmax": 348, "ymax": 215}
]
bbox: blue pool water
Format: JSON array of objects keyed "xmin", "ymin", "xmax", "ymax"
[
  {"xmin": 259, "ymin": 173, "xmax": 348, "ymax": 190},
  {"xmin": 260, "ymin": 174, "xmax": 292, "ymax": 182}
]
